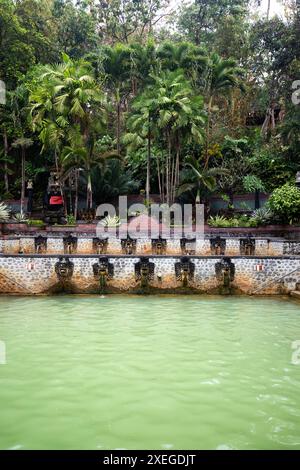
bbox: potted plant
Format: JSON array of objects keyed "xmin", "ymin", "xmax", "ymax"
[
  {"xmin": 53, "ymin": 214, "xmax": 76, "ymax": 228},
  {"xmin": 66, "ymin": 214, "xmax": 76, "ymax": 226},
  {"xmin": 10, "ymin": 212, "xmax": 29, "ymax": 232}
]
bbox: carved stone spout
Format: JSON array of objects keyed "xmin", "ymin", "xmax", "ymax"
[
  {"xmin": 35, "ymin": 236, "xmax": 47, "ymax": 254},
  {"xmin": 63, "ymin": 235, "xmax": 77, "ymax": 254},
  {"xmin": 55, "ymin": 257, "xmax": 74, "ymax": 281},
  {"xmin": 93, "ymin": 238, "xmax": 108, "ymax": 255},
  {"xmin": 121, "ymin": 237, "xmax": 136, "ymax": 255},
  {"xmin": 240, "ymin": 238, "xmax": 255, "ymax": 256},
  {"xmin": 211, "ymin": 237, "xmax": 226, "ymax": 255},
  {"xmin": 152, "ymin": 238, "xmax": 166, "ymax": 255},
  {"xmin": 180, "ymin": 238, "xmax": 196, "ymax": 255},
  {"xmin": 135, "ymin": 258, "xmax": 155, "ymax": 288},
  {"xmin": 215, "ymin": 257, "xmax": 235, "ymax": 293},
  {"xmin": 93, "ymin": 257, "xmax": 114, "ymax": 291},
  {"xmin": 175, "ymin": 257, "xmax": 195, "ymax": 287}
]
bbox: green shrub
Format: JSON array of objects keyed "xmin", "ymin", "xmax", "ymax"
[
  {"xmin": 268, "ymin": 184, "xmax": 300, "ymax": 224},
  {"xmin": 66, "ymin": 214, "xmax": 76, "ymax": 226},
  {"xmin": 27, "ymin": 219, "xmax": 45, "ymax": 227},
  {"xmin": 238, "ymin": 215, "xmax": 251, "ymax": 226},
  {"xmin": 208, "ymin": 215, "xmax": 257, "ymax": 228},
  {"xmin": 250, "ymin": 207, "xmax": 274, "ymax": 226},
  {"xmin": 208, "ymin": 215, "xmax": 229, "ymax": 227}
]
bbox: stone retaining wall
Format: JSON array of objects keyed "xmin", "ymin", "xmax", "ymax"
[
  {"xmin": 2, "ymin": 235, "xmax": 299, "ymax": 256},
  {"xmin": 0, "ymin": 255, "xmax": 299, "ymax": 295}
]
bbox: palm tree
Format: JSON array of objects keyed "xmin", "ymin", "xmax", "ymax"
[
  {"xmin": 124, "ymin": 86, "xmax": 159, "ymax": 202},
  {"xmin": 5, "ymin": 85, "xmax": 33, "ymax": 206},
  {"xmin": 0, "ymin": 93, "xmax": 15, "ymax": 194},
  {"xmin": 204, "ymin": 53, "xmax": 243, "ymax": 166},
  {"xmin": 61, "ymin": 132, "xmax": 120, "ymax": 209},
  {"xmin": 30, "ymin": 53, "xmax": 106, "ymax": 151},
  {"xmin": 125, "ymin": 70, "xmax": 206, "ymax": 204},
  {"xmin": 30, "ymin": 54, "xmax": 108, "ymax": 214},
  {"xmin": 100, "ymin": 45, "xmax": 132, "ymax": 153},
  {"xmin": 92, "ymin": 160, "xmax": 139, "ymax": 202},
  {"xmin": 151, "ymin": 70, "xmax": 206, "ymax": 203},
  {"xmin": 129, "ymin": 41, "xmax": 157, "ymax": 95},
  {"xmin": 177, "ymin": 156, "xmax": 228, "ymax": 204},
  {"xmin": 12, "ymin": 137, "xmax": 33, "ymax": 214},
  {"xmin": 157, "ymin": 41, "xmax": 207, "ymax": 79}
]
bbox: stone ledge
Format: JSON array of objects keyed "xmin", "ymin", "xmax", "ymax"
[
  {"xmin": 291, "ymin": 291, "xmax": 300, "ymax": 300},
  {"xmin": 0, "ymin": 253, "xmax": 300, "ymax": 260}
]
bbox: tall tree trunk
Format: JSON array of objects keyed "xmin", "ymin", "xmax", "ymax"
[
  {"xmin": 74, "ymin": 169, "xmax": 79, "ymax": 220},
  {"xmin": 21, "ymin": 147, "xmax": 25, "ymax": 215},
  {"xmin": 166, "ymin": 132, "xmax": 171, "ymax": 205},
  {"xmin": 54, "ymin": 150, "xmax": 67, "ymax": 216},
  {"xmin": 267, "ymin": 0, "xmax": 271, "ymax": 20},
  {"xmin": 205, "ymin": 96, "xmax": 213, "ymax": 168},
  {"xmin": 161, "ymin": 154, "xmax": 165, "ymax": 203},
  {"xmin": 116, "ymin": 101, "xmax": 121, "ymax": 154},
  {"xmin": 86, "ymin": 170, "xmax": 93, "ymax": 210},
  {"xmin": 170, "ymin": 150, "xmax": 175, "ymax": 204},
  {"xmin": 3, "ymin": 130, "xmax": 9, "ymax": 193},
  {"xmin": 196, "ymin": 182, "xmax": 201, "ymax": 204},
  {"xmin": 146, "ymin": 113, "xmax": 151, "ymax": 202},
  {"xmin": 156, "ymin": 155, "xmax": 162, "ymax": 203},
  {"xmin": 68, "ymin": 176, "xmax": 73, "ymax": 215},
  {"xmin": 262, "ymin": 102, "xmax": 276, "ymax": 136},
  {"xmin": 131, "ymin": 77, "xmax": 138, "ymax": 96},
  {"xmin": 173, "ymin": 138, "xmax": 180, "ymax": 203}
]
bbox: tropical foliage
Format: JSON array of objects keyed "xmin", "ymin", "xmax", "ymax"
[
  {"xmin": 0, "ymin": 202, "xmax": 10, "ymax": 221},
  {"xmin": 0, "ymin": 0, "xmax": 300, "ymax": 223},
  {"xmin": 268, "ymin": 184, "xmax": 300, "ymax": 224}
]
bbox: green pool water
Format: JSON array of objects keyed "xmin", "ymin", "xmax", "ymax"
[{"xmin": 0, "ymin": 295, "xmax": 300, "ymax": 450}]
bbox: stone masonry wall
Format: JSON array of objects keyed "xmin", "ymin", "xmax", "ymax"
[
  {"xmin": 0, "ymin": 236, "xmax": 294, "ymax": 256},
  {"xmin": 0, "ymin": 255, "xmax": 299, "ymax": 295}
]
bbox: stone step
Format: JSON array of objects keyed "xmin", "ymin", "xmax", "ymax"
[{"xmin": 291, "ymin": 291, "xmax": 300, "ymax": 300}]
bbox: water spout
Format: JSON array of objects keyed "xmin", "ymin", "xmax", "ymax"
[
  {"xmin": 211, "ymin": 237, "xmax": 226, "ymax": 256},
  {"xmin": 93, "ymin": 258, "xmax": 114, "ymax": 293},
  {"xmin": 215, "ymin": 258, "xmax": 235, "ymax": 294},
  {"xmin": 135, "ymin": 258, "xmax": 155, "ymax": 288},
  {"xmin": 63, "ymin": 236, "xmax": 77, "ymax": 255},
  {"xmin": 121, "ymin": 237, "xmax": 136, "ymax": 255},
  {"xmin": 175, "ymin": 257, "xmax": 195, "ymax": 287},
  {"xmin": 152, "ymin": 238, "xmax": 166, "ymax": 255}
]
